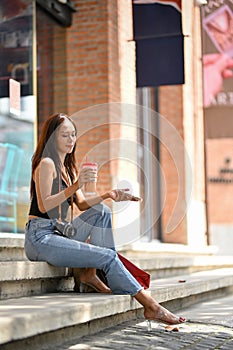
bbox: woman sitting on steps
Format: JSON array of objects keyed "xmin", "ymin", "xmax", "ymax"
[{"xmin": 24, "ymin": 113, "xmax": 186, "ymax": 326}]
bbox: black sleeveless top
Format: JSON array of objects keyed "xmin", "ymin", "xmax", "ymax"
[{"xmin": 29, "ymin": 177, "xmax": 71, "ymax": 220}]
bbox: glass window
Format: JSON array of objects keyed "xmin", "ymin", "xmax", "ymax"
[{"xmin": 0, "ymin": 0, "xmax": 35, "ymax": 233}]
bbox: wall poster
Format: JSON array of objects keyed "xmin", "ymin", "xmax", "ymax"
[
  {"xmin": 202, "ymin": 0, "xmax": 233, "ymax": 138},
  {"xmin": 202, "ymin": 1, "xmax": 233, "ymax": 252}
]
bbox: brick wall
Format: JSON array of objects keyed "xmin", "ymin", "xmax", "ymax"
[
  {"xmin": 35, "ymin": 1, "xmax": 208, "ymax": 246},
  {"xmin": 66, "ymin": 0, "xmax": 116, "ymax": 196},
  {"xmin": 37, "ymin": 0, "xmax": 136, "ymax": 198},
  {"xmin": 36, "ymin": 6, "xmax": 67, "ymax": 132},
  {"xmin": 65, "ymin": 0, "xmax": 136, "ymax": 198}
]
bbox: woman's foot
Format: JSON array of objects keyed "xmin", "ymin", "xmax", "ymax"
[
  {"xmin": 79, "ymin": 268, "xmax": 111, "ymax": 294},
  {"xmin": 144, "ymin": 304, "xmax": 186, "ymax": 325}
]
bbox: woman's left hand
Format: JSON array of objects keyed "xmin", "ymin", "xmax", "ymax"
[{"xmin": 108, "ymin": 189, "xmax": 141, "ymax": 202}]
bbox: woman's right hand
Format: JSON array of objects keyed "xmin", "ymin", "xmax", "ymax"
[
  {"xmin": 76, "ymin": 166, "xmax": 98, "ymax": 189},
  {"xmin": 107, "ymin": 189, "xmax": 142, "ymax": 202}
]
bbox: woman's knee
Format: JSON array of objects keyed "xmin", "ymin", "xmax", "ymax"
[
  {"xmin": 93, "ymin": 203, "xmax": 112, "ymax": 217},
  {"xmin": 104, "ymin": 247, "xmax": 117, "ymax": 265}
]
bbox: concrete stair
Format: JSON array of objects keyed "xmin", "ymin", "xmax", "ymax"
[
  {"xmin": 0, "ymin": 233, "xmax": 73, "ymax": 300},
  {"xmin": 1, "ymin": 233, "xmax": 233, "ymax": 349}
]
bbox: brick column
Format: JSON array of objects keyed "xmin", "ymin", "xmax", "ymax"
[{"xmin": 66, "ymin": 0, "xmax": 136, "ymax": 198}]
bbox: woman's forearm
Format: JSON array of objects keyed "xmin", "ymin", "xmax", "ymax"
[
  {"xmin": 76, "ymin": 192, "xmax": 110, "ymax": 211},
  {"xmin": 38, "ymin": 182, "xmax": 79, "ymax": 213}
]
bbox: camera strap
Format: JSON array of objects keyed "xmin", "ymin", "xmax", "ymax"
[{"xmin": 58, "ymin": 171, "xmax": 73, "ymax": 223}]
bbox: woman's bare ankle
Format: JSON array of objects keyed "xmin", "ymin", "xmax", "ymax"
[
  {"xmin": 144, "ymin": 304, "xmax": 186, "ymax": 324},
  {"xmin": 143, "ymin": 303, "xmax": 160, "ymax": 320},
  {"xmin": 79, "ymin": 268, "xmax": 96, "ymax": 281}
]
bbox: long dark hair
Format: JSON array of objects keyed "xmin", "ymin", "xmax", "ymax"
[{"xmin": 30, "ymin": 113, "xmax": 78, "ymax": 196}]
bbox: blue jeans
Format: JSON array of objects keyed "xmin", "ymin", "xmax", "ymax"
[{"xmin": 24, "ymin": 204, "xmax": 142, "ymax": 296}]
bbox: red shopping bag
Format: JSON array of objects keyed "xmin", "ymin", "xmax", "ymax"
[{"xmin": 118, "ymin": 252, "xmax": 150, "ymax": 289}]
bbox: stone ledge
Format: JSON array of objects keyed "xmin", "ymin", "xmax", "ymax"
[
  {"xmin": 0, "ymin": 234, "xmax": 218, "ymax": 255},
  {"xmin": 1, "ymin": 268, "xmax": 233, "ymax": 346},
  {"xmin": 150, "ymin": 268, "xmax": 233, "ymax": 302},
  {"xmin": 0, "ymin": 293, "xmax": 137, "ymax": 345},
  {"xmin": 1, "ymin": 256, "xmax": 233, "ymax": 283},
  {"xmin": 123, "ymin": 241, "xmax": 218, "ymax": 256},
  {"xmin": 0, "ymin": 234, "xmax": 25, "ymax": 248},
  {"xmin": 0, "ymin": 261, "xmax": 69, "ymax": 281},
  {"xmin": 135, "ymin": 255, "xmax": 233, "ymax": 271}
]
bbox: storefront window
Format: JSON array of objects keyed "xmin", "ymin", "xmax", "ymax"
[{"xmin": 0, "ymin": 0, "xmax": 35, "ymax": 233}]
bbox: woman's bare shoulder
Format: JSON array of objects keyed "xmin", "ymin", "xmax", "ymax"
[
  {"xmin": 40, "ymin": 157, "xmax": 56, "ymax": 168},
  {"xmin": 35, "ymin": 157, "xmax": 56, "ymax": 177}
]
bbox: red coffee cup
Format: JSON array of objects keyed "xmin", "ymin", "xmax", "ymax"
[{"xmin": 81, "ymin": 162, "xmax": 98, "ymax": 195}]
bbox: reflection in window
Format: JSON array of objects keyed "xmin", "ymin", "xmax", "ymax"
[{"xmin": 0, "ymin": 0, "xmax": 35, "ymax": 233}]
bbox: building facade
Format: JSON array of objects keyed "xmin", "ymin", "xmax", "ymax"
[{"xmin": 0, "ymin": 0, "xmax": 210, "ymax": 251}]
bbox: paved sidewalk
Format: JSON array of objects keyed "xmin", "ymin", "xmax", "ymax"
[{"xmin": 45, "ymin": 294, "xmax": 233, "ymax": 350}]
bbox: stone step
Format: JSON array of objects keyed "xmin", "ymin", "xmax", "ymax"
[
  {"xmin": 0, "ymin": 234, "xmax": 218, "ymax": 262},
  {"xmin": 0, "ymin": 268, "xmax": 233, "ymax": 349},
  {"xmin": 1, "ymin": 255, "xmax": 233, "ymax": 300},
  {"xmin": 0, "ymin": 233, "xmax": 26, "ymax": 261},
  {"xmin": 1, "ymin": 233, "xmax": 233, "ymax": 300},
  {"xmin": 0, "ymin": 261, "xmax": 73, "ymax": 300},
  {"xmin": 133, "ymin": 255, "xmax": 233, "ymax": 279},
  {"xmin": 122, "ymin": 240, "xmax": 218, "ymax": 256}
]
